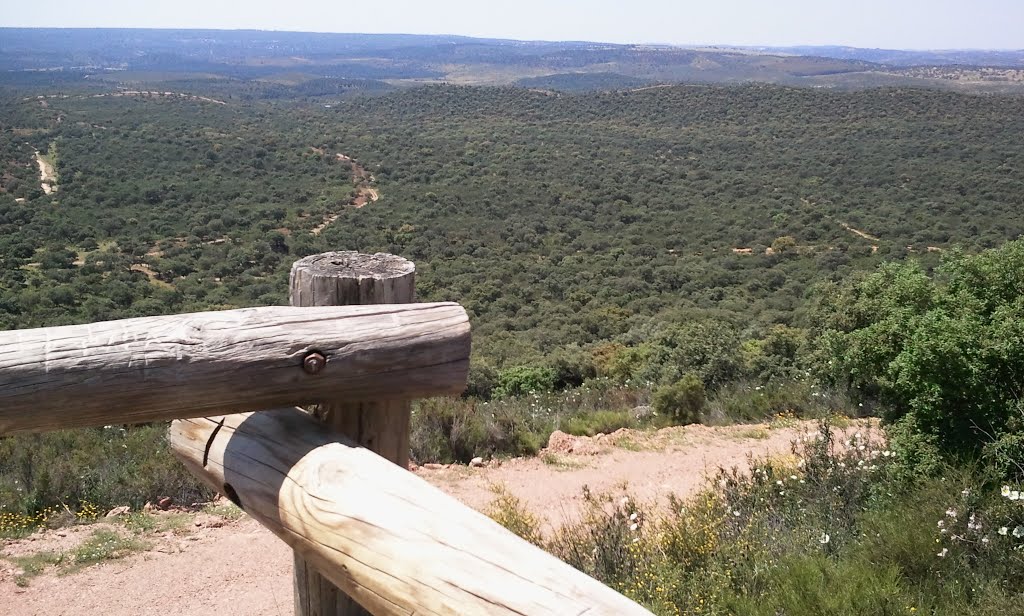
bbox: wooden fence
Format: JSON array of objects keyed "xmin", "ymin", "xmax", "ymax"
[{"xmin": 0, "ymin": 251, "xmax": 652, "ymax": 616}]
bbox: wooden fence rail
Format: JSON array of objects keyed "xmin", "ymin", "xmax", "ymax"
[
  {"xmin": 0, "ymin": 303, "xmax": 469, "ymax": 435},
  {"xmin": 170, "ymin": 409, "xmax": 653, "ymax": 616},
  {"xmin": 0, "ymin": 250, "xmax": 654, "ymax": 616}
]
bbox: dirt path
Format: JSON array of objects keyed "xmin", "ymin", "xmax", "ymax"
[
  {"xmin": 1, "ymin": 420, "xmax": 868, "ymax": 615},
  {"xmin": 34, "ymin": 151, "xmax": 57, "ymax": 195},
  {"xmin": 310, "ymin": 152, "xmax": 380, "ymax": 235},
  {"xmin": 90, "ymin": 91, "xmax": 227, "ymax": 105},
  {"xmin": 840, "ymin": 221, "xmax": 880, "ymax": 242}
]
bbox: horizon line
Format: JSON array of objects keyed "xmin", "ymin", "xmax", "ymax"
[{"xmin": 0, "ymin": 26, "xmax": 1021, "ymax": 53}]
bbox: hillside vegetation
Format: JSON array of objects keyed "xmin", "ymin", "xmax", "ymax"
[{"xmin": 1, "ymin": 80, "xmax": 1023, "ymax": 613}]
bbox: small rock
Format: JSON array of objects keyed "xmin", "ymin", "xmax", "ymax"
[
  {"xmin": 407, "ymin": 462, "xmax": 419, "ymax": 472},
  {"xmin": 194, "ymin": 521, "xmax": 203, "ymax": 527},
  {"xmin": 157, "ymin": 497, "xmax": 173, "ymax": 510},
  {"xmin": 143, "ymin": 501, "xmax": 154, "ymax": 513},
  {"xmin": 469, "ymin": 456, "xmax": 485, "ymax": 468},
  {"xmin": 105, "ymin": 506, "xmax": 130, "ymax": 518}
]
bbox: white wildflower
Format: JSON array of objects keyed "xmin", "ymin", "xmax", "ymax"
[{"xmin": 819, "ymin": 533, "xmax": 830, "ymax": 544}]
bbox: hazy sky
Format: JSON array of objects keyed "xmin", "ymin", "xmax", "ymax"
[{"xmin": 3, "ymin": 0, "xmax": 1022, "ymax": 49}]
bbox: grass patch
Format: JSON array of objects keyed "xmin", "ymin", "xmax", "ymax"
[
  {"xmin": 66, "ymin": 528, "xmax": 149, "ymax": 573},
  {"xmin": 541, "ymin": 452, "xmax": 587, "ymax": 470},
  {"xmin": 203, "ymin": 501, "xmax": 245, "ymax": 521},
  {"xmin": 733, "ymin": 427, "xmax": 770, "ymax": 440},
  {"xmin": 4, "ymin": 526, "xmax": 151, "ymax": 586},
  {"xmin": 8, "ymin": 550, "xmax": 64, "ymax": 586},
  {"xmin": 122, "ymin": 511, "xmax": 193, "ymax": 535},
  {"xmin": 615, "ymin": 436, "xmax": 646, "ymax": 451},
  {"xmin": 562, "ymin": 410, "xmax": 636, "ymax": 437}
]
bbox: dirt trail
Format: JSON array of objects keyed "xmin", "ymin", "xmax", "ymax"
[
  {"xmin": 91, "ymin": 91, "xmax": 226, "ymax": 105},
  {"xmin": 1, "ymin": 420, "xmax": 870, "ymax": 615},
  {"xmin": 34, "ymin": 151, "xmax": 57, "ymax": 195},
  {"xmin": 310, "ymin": 152, "xmax": 379, "ymax": 235},
  {"xmin": 840, "ymin": 221, "xmax": 880, "ymax": 242}
]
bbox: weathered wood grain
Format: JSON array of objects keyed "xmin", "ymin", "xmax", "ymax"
[
  {"xmin": 170, "ymin": 409, "xmax": 654, "ymax": 616},
  {"xmin": 0, "ymin": 304, "xmax": 469, "ymax": 435},
  {"xmin": 290, "ymin": 251, "xmax": 417, "ymax": 616}
]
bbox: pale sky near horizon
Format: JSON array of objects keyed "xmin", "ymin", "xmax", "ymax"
[{"xmin": 3, "ymin": 0, "xmax": 1022, "ymax": 50}]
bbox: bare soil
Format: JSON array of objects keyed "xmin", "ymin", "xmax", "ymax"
[
  {"xmin": 34, "ymin": 151, "xmax": 57, "ymax": 195},
  {"xmin": 310, "ymin": 152, "xmax": 379, "ymax": 235},
  {"xmin": 0, "ymin": 420, "xmax": 869, "ymax": 615}
]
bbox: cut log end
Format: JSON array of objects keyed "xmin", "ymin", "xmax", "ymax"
[{"xmin": 292, "ymin": 251, "xmax": 415, "ymax": 280}]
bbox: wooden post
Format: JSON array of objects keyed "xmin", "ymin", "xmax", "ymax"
[{"xmin": 289, "ymin": 251, "xmax": 417, "ymax": 616}]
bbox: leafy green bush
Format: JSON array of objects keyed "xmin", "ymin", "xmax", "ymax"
[
  {"xmin": 620, "ymin": 320, "xmax": 743, "ymax": 389},
  {"xmin": 493, "ymin": 366, "xmax": 556, "ymax": 399},
  {"xmin": 882, "ymin": 414, "xmax": 945, "ymax": 487},
  {"xmin": 813, "ymin": 239, "xmax": 1024, "ymax": 460},
  {"xmin": 652, "ymin": 373, "xmax": 705, "ymax": 424}
]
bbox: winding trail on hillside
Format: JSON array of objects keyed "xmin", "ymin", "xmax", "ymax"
[
  {"xmin": 0, "ymin": 420, "xmax": 873, "ymax": 615},
  {"xmin": 840, "ymin": 221, "xmax": 880, "ymax": 242},
  {"xmin": 310, "ymin": 151, "xmax": 380, "ymax": 236},
  {"xmin": 34, "ymin": 151, "xmax": 57, "ymax": 195}
]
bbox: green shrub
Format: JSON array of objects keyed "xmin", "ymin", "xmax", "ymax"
[
  {"xmin": 562, "ymin": 410, "xmax": 636, "ymax": 437},
  {"xmin": 410, "ymin": 397, "xmax": 543, "ymax": 464},
  {"xmin": 493, "ymin": 366, "xmax": 556, "ymax": 399},
  {"xmin": 411, "ymin": 384, "xmax": 649, "ymax": 463},
  {"xmin": 882, "ymin": 413, "xmax": 945, "ymax": 487},
  {"xmin": 812, "ymin": 239, "xmax": 1024, "ymax": 461},
  {"xmin": 724, "ymin": 553, "xmax": 906, "ymax": 616},
  {"xmin": 652, "ymin": 373, "xmax": 705, "ymax": 424},
  {"xmin": 486, "ymin": 484, "xmax": 544, "ymax": 546},
  {"xmin": 0, "ymin": 425, "xmax": 211, "ymax": 519},
  {"xmin": 982, "ymin": 413, "xmax": 1024, "ymax": 481}
]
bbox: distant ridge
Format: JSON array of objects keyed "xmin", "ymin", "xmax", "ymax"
[{"xmin": 1, "ymin": 29, "xmax": 1022, "ymax": 92}]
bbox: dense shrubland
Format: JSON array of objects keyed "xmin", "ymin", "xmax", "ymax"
[{"xmin": 1, "ymin": 81, "xmax": 1022, "ymax": 609}]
